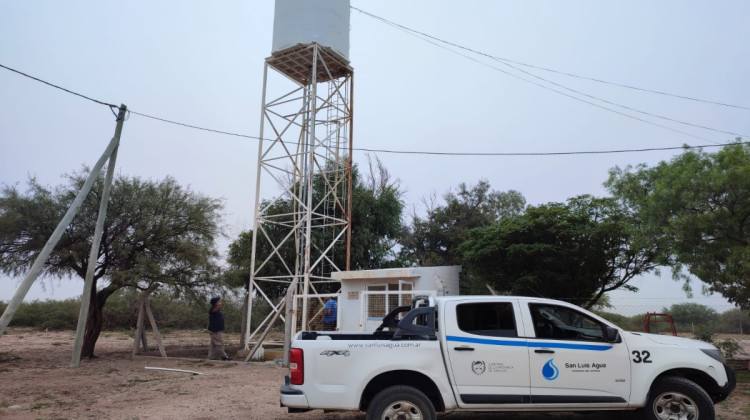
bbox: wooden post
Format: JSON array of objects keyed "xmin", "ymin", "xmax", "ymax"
[
  {"xmin": 144, "ymin": 300, "xmax": 166, "ymax": 358},
  {"xmin": 1, "ymin": 105, "xmax": 127, "ymax": 342},
  {"xmin": 132, "ymin": 294, "xmax": 147, "ymax": 357},
  {"xmin": 71, "ymin": 105, "xmax": 126, "ymax": 366},
  {"xmin": 132, "ymin": 284, "xmax": 160, "ymax": 357}
]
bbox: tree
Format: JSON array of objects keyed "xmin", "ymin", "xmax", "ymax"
[
  {"xmin": 664, "ymin": 302, "xmax": 720, "ymax": 332},
  {"xmin": 225, "ymin": 157, "xmax": 406, "ymax": 299},
  {"xmin": 401, "ymin": 180, "xmax": 526, "ymax": 267},
  {"xmin": 225, "ymin": 230, "xmax": 254, "ymax": 289},
  {"xmin": 349, "ymin": 157, "xmax": 406, "ymax": 270},
  {"xmin": 606, "ymin": 142, "xmax": 750, "ymax": 310},
  {"xmin": 459, "ymin": 195, "xmax": 658, "ymax": 308},
  {"xmin": 719, "ymin": 308, "xmax": 750, "ymax": 334},
  {"xmin": 0, "ymin": 169, "xmax": 223, "ymax": 357}
]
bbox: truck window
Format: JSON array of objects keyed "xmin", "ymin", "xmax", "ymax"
[
  {"xmin": 529, "ymin": 303, "xmax": 605, "ymax": 341},
  {"xmin": 456, "ymin": 302, "xmax": 517, "ymax": 337}
]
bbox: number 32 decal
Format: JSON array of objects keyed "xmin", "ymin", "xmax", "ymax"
[{"xmin": 632, "ymin": 350, "xmax": 652, "ymax": 363}]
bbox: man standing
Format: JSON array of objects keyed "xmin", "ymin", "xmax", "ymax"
[
  {"xmin": 208, "ymin": 296, "xmax": 230, "ymax": 360},
  {"xmin": 323, "ymin": 296, "xmax": 337, "ymax": 331}
]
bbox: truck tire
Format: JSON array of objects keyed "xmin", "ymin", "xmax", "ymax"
[
  {"xmin": 366, "ymin": 385, "xmax": 436, "ymax": 420},
  {"xmin": 644, "ymin": 376, "xmax": 714, "ymax": 420}
]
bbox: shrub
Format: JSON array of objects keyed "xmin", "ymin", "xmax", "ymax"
[
  {"xmin": 2, "ymin": 292, "xmax": 276, "ymax": 333},
  {"xmin": 2, "ymin": 299, "xmax": 80, "ymax": 330},
  {"xmin": 694, "ymin": 327, "xmax": 742, "ymax": 360}
]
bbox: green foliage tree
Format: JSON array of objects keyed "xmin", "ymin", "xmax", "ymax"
[
  {"xmin": 225, "ymin": 158, "xmax": 405, "ymax": 299},
  {"xmin": 401, "ymin": 180, "xmax": 526, "ymax": 267},
  {"xmin": 459, "ymin": 195, "xmax": 658, "ymax": 308},
  {"xmin": 664, "ymin": 302, "xmax": 720, "ymax": 332},
  {"xmin": 225, "ymin": 230, "xmax": 254, "ymax": 290},
  {"xmin": 606, "ymin": 141, "xmax": 750, "ymax": 310},
  {"xmin": 0, "ymin": 169, "xmax": 223, "ymax": 358},
  {"xmin": 594, "ymin": 310, "xmax": 644, "ymax": 332},
  {"xmin": 719, "ymin": 308, "xmax": 750, "ymax": 334},
  {"xmin": 349, "ymin": 157, "xmax": 406, "ymax": 270}
]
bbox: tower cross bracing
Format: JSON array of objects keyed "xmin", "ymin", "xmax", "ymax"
[{"xmin": 245, "ymin": 43, "xmax": 353, "ymax": 352}]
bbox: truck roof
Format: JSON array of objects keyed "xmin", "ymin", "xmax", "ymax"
[{"xmin": 431, "ymin": 295, "xmax": 580, "ymax": 305}]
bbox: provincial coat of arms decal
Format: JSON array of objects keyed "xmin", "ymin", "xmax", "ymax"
[{"xmin": 471, "ymin": 360, "xmax": 486, "ymax": 375}]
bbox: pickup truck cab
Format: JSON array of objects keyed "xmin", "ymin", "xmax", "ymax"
[{"xmin": 280, "ymin": 295, "xmax": 735, "ymax": 420}]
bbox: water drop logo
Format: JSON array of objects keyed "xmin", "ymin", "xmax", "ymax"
[{"xmin": 542, "ymin": 358, "xmax": 560, "ymax": 381}]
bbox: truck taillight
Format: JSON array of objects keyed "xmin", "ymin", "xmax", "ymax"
[{"xmin": 289, "ymin": 348, "xmax": 304, "ymax": 385}]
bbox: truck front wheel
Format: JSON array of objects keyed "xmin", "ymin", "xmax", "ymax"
[
  {"xmin": 366, "ymin": 385, "xmax": 436, "ymax": 420},
  {"xmin": 645, "ymin": 376, "xmax": 714, "ymax": 420}
]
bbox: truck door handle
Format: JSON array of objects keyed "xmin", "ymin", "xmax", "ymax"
[
  {"xmin": 534, "ymin": 349, "xmax": 554, "ymax": 354},
  {"xmin": 454, "ymin": 346, "xmax": 474, "ymax": 351}
]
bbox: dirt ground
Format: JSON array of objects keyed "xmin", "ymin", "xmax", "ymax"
[{"xmin": 0, "ymin": 328, "xmax": 748, "ymax": 420}]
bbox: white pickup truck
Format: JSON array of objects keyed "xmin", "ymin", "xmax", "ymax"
[{"xmin": 280, "ymin": 295, "xmax": 736, "ymax": 420}]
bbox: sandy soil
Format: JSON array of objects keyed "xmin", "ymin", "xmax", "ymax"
[{"xmin": 0, "ymin": 328, "xmax": 747, "ymax": 420}]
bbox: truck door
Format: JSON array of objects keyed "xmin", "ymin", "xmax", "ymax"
[
  {"xmin": 525, "ymin": 303, "xmax": 630, "ymax": 406},
  {"xmin": 443, "ymin": 300, "xmax": 531, "ymax": 407}
]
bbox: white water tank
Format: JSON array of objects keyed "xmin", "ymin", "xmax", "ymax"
[{"xmin": 272, "ymin": 0, "xmax": 350, "ymax": 61}]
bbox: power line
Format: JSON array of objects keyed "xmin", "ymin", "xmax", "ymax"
[
  {"xmin": 357, "ymin": 142, "xmax": 744, "ymax": 157},
  {"xmin": 352, "ymin": 7, "xmax": 749, "ymax": 143},
  {"xmin": 351, "ymin": 6, "xmax": 750, "ymax": 111},
  {"xmin": 126, "ymin": 105, "xmax": 744, "ymax": 156},
  {"xmin": 496, "ymin": 59, "xmax": 745, "ymax": 139},
  {"xmin": 128, "ymin": 110, "xmax": 256, "ymax": 140},
  {"xmin": 0, "ymin": 63, "xmax": 118, "ymax": 110},
  {"xmin": 494, "ymin": 58, "xmax": 750, "ymax": 111},
  {"xmin": 355, "ymin": 18, "xmax": 719, "ymax": 145},
  {"xmin": 2, "ymin": 62, "xmax": 746, "ymax": 157}
]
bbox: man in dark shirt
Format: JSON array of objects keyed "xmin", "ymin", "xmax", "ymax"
[{"xmin": 208, "ymin": 296, "xmax": 230, "ymax": 360}]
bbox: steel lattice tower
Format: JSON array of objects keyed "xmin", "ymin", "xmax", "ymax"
[{"xmin": 243, "ymin": 41, "xmax": 353, "ymax": 356}]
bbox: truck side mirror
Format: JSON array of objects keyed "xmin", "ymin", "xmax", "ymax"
[{"xmin": 605, "ymin": 326, "xmax": 620, "ymax": 343}]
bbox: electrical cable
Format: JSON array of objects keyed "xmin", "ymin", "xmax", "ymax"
[
  {"xmin": 0, "ymin": 63, "xmax": 118, "ymax": 111},
  {"xmin": 494, "ymin": 58, "xmax": 750, "ymax": 111},
  {"xmin": 351, "ymin": 7, "xmax": 750, "ymax": 111},
  {"xmin": 354, "ymin": 17, "xmax": 720, "ymax": 145},
  {"xmin": 352, "ymin": 7, "xmax": 748, "ymax": 143},
  {"xmin": 2, "ymin": 62, "xmax": 746, "ymax": 157},
  {"xmin": 128, "ymin": 110, "xmax": 256, "ymax": 139},
  {"xmin": 355, "ymin": 142, "xmax": 744, "ymax": 156}
]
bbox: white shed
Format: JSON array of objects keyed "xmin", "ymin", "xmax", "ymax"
[{"xmin": 330, "ymin": 266, "xmax": 461, "ymax": 331}]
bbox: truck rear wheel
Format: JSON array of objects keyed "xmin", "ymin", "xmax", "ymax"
[
  {"xmin": 366, "ymin": 385, "xmax": 436, "ymax": 420},
  {"xmin": 644, "ymin": 376, "xmax": 714, "ymax": 420}
]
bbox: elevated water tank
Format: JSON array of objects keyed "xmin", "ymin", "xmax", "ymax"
[{"xmin": 272, "ymin": 0, "xmax": 350, "ymax": 61}]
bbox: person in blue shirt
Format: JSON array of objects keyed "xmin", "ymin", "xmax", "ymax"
[
  {"xmin": 207, "ymin": 296, "xmax": 230, "ymax": 360},
  {"xmin": 323, "ymin": 296, "xmax": 338, "ymax": 331}
]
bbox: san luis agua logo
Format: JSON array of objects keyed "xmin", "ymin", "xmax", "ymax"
[{"xmin": 542, "ymin": 359, "xmax": 560, "ymax": 381}]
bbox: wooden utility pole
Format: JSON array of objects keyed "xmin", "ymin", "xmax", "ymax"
[
  {"xmin": 70, "ymin": 104, "xmax": 127, "ymax": 367},
  {"xmin": 0, "ymin": 104, "xmax": 127, "ymax": 344}
]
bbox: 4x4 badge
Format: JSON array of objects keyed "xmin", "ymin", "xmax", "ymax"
[{"xmin": 320, "ymin": 350, "xmax": 350, "ymax": 357}]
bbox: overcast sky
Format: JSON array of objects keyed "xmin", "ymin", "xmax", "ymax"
[{"xmin": 1, "ymin": 1, "xmax": 748, "ymax": 314}]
